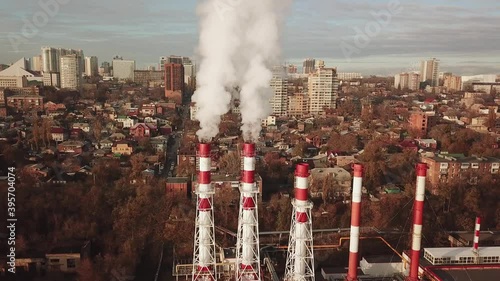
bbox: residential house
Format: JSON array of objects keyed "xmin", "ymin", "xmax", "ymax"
[
  {"xmin": 309, "ymin": 167, "xmax": 352, "ymax": 198},
  {"xmin": 70, "ymin": 128, "xmax": 84, "ymax": 139},
  {"xmin": 130, "ymin": 123, "xmax": 156, "ymax": 138},
  {"xmin": 109, "ymin": 132, "xmax": 126, "ymax": 141},
  {"xmin": 150, "ymin": 135, "xmax": 168, "ymax": 153},
  {"xmin": 141, "ymin": 103, "xmax": 157, "ymax": 116},
  {"xmin": 72, "ymin": 122, "xmax": 90, "ymax": 133},
  {"xmin": 99, "ymin": 138, "xmax": 113, "ymax": 149},
  {"xmin": 417, "ymin": 139, "xmax": 438, "ymax": 150},
  {"xmin": 112, "ymin": 141, "xmax": 134, "ymax": 156},
  {"xmin": 399, "ymin": 139, "xmax": 419, "ymax": 152},
  {"xmin": 51, "ymin": 127, "xmax": 68, "ymax": 142},
  {"xmin": 46, "ymin": 247, "xmax": 81, "ymax": 273},
  {"xmin": 57, "ymin": 141, "xmax": 85, "ymax": 154},
  {"xmin": 115, "ymin": 115, "xmax": 137, "ymax": 129},
  {"xmin": 166, "ymin": 177, "xmax": 190, "ymax": 197},
  {"xmin": 25, "ymin": 163, "xmax": 51, "ymax": 179},
  {"xmin": 159, "ymin": 124, "xmax": 173, "ymax": 136},
  {"xmin": 15, "ymin": 255, "xmax": 46, "ymax": 275}
]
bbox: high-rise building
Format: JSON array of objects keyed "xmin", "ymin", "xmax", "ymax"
[
  {"xmin": 270, "ymin": 67, "xmax": 288, "ymax": 116},
  {"xmin": 42, "ymin": 47, "xmax": 60, "ymax": 72},
  {"xmin": 159, "ymin": 56, "xmax": 167, "ymax": 71},
  {"xmin": 84, "ymin": 56, "xmax": 98, "ymax": 77},
  {"xmin": 164, "ymin": 63, "xmax": 184, "ymax": 91},
  {"xmin": 30, "ymin": 55, "xmax": 42, "ymax": 72},
  {"xmin": 288, "ymin": 93, "xmax": 309, "ymax": 118},
  {"xmin": 134, "ymin": 70, "xmax": 164, "ymax": 87},
  {"xmin": 316, "ymin": 60, "xmax": 325, "ymax": 69},
  {"xmin": 338, "ymin": 72, "xmax": 362, "ymax": 80},
  {"xmin": 308, "ymin": 66, "xmax": 339, "ymax": 115},
  {"xmin": 100, "ymin": 61, "xmax": 111, "ymax": 76},
  {"xmin": 112, "ymin": 58, "xmax": 135, "ymax": 81},
  {"xmin": 164, "ymin": 63, "xmax": 184, "ymax": 103},
  {"xmin": 420, "ymin": 58, "xmax": 440, "ymax": 87},
  {"xmin": 43, "ymin": 72, "xmax": 60, "ymax": 87},
  {"xmin": 303, "ymin": 58, "xmax": 316, "ymax": 74},
  {"xmin": 60, "ymin": 54, "xmax": 82, "ymax": 91},
  {"xmin": 394, "ymin": 72, "xmax": 420, "ymax": 90},
  {"xmin": 287, "ymin": 64, "xmax": 298, "ymax": 74},
  {"xmin": 443, "ymin": 73, "xmax": 462, "ymax": 91}
]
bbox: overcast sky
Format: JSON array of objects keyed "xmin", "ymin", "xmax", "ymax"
[{"xmin": 1, "ymin": 0, "xmax": 499, "ymax": 75}]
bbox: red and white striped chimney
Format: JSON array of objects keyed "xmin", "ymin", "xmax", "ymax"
[
  {"xmin": 192, "ymin": 143, "xmax": 216, "ymax": 280},
  {"xmin": 285, "ymin": 163, "xmax": 315, "ymax": 280},
  {"xmin": 347, "ymin": 164, "xmax": 363, "ymax": 281},
  {"xmin": 473, "ymin": 216, "xmax": 481, "ymax": 253},
  {"xmin": 408, "ymin": 163, "xmax": 427, "ymax": 281},
  {"xmin": 235, "ymin": 142, "xmax": 261, "ymax": 281}
]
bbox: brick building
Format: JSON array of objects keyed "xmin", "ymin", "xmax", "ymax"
[
  {"xmin": 421, "ymin": 154, "xmax": 500, "ymax": 193},
  {"xmin": 134, "ymin": 70, "xmax": 164, "ymax": 87},
  {"xmin": 6, "ymin": 94, "xmax": 44, "ymax": 111},
  {"xmin": 409, "ymin": 112, "xmax": 437, "ymax": 137},
  {"xmin": 164, "ymin": 63, "xmax": 184, "ymax": 104}
]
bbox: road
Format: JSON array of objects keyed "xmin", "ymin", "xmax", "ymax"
[{"xmin": 163, "ymin": 104, "xmax": 189, "ymax": 178}]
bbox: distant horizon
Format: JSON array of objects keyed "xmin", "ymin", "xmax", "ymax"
[{"xmin": 1, "ymin": 0, "xmax": 499, "ymax": 76}]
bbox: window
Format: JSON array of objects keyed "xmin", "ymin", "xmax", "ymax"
[
  {"xmin": 50, "ymin": 259, "xmax": 60, "ymax": 263},
  {"xmin": 67, "ymin": 259, "xmax": 76, "ymax": 268}
]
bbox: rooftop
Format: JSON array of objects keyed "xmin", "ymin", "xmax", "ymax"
[
  {"xmin": 424, "ymin": 246, "xmax": 500, "ymax": 259},
  {"xmin": 427, "ymin": 266, "xmax": 500, "ymax": 281}
]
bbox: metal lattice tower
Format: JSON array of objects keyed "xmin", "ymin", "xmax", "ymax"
[
  {"xmin": 236, "ymin": 142, "xmax": 261, "ymax": 281},
  {"xmin": 192, "ymin": 143, "xmax": 216, "ymax": 281},
  {"xmin": 285, "ymin": 163, "xmax": 315, "ymax": 281}
]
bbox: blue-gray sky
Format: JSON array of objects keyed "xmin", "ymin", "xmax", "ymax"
[{"xmin": 1, "ymin": 0, "xmax": 499, "ymax": 75}]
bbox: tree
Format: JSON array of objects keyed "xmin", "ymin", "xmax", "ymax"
[
  {"xmin": 176, "ymin": 160, "xmax": 196, "ymax": 177},
  {"xmin": 485, "ymin": 109, "xmax": 497, "ymax": 129},
  {"xmin": 93, "ymin": 118, "xmax": 103, "ymax": 141},
  {"xmin": 219, "ymin": 151, "xmax": 241, "ymax": 175},
  {"xmin": 130, "ymin": 153, "xmax": 146, "ymax": 179}
]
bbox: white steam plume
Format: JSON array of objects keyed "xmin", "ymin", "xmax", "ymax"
[
  {"xmin": 238, "ymin": 0, "xmax": 290, "ymax": 141},
  {"xmin": 194, "ymin": 0, "xmax": 291, "ymax": 142},
  {"xmin": 193, "ymin": 0, "xmax": 240, "ymax": 142}
]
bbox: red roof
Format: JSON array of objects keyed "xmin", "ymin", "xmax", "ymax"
[{"xmin": 51, "ymin": 127, "xmax": 65, "ymax": 134}]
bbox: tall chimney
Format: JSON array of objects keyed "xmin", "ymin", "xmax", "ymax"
[
  {"xmin": 192, "ymin": 143, "xmax": 216, "ymax": 281},
  {"xmin": 473, "ymin": 216, "xmax": 481, "ymax": 253},
  {"xmin": 236, "ymin": 142, "xmax": 261, "ymax": 281},
  {"xmin": 408, "ymin": 163, "xmax": 427, "ymax": 281},
  {"xmin": 346, "ymin": 164, "xmax": 363, "ymax": 281},
  {"xmin": 285, "ymin": 163, "xmax": 315, "ymax": 281}
]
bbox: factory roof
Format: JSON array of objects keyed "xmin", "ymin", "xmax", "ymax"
[
  {"xmin": 363, "ymin": 255, "xmax": 402, "ymax": 263},
  {"xmin": 424, "ymin": 247, "xmax": 500, "ymax": 259},
  {"xmin": 426, "ymin": 266, "xmax": 500, "ymax": 281},
  {"xmin": 449, "ymin": 231, "xmax": 500, "ymax": 247}
]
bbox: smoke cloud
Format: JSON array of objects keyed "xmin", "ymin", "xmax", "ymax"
[{"xmin": 194, "ymin": 0, "xmax": 291, "ymax": 142}]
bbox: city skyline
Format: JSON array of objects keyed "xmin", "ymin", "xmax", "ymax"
[{"xmin": 1, "ymin": 0, "xmax": 500, "ymax": 75}]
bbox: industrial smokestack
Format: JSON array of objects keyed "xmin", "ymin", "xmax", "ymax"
[
  {"xmin": 347, "ymin": 164, "xmax": 364, "ymax": 281},
  {"xmin": 473, "ymin": 216, "xmax": 481, "ymax": 254},
  {"xmin": 408, "ymin": 163, "xmax": 428, "ymax": 281},
  {"xmin": 192, "ymin": 143, "xmax": 216, "ymax": 281},
  {"xmin": 236, "ymin": 142, "xmax": 261, "ymax": 281},
  {"xmin": 285, "ymin": 163, "xmax": 315, "ymax": 281}
]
